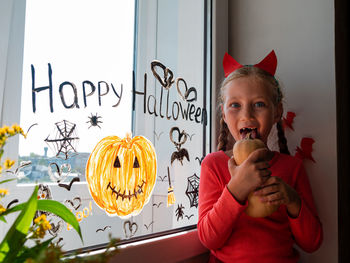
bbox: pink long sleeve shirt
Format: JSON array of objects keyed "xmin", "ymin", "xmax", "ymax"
[{"xmin": 197, "ymin": 151, "xmax": 323, "ymax": 263}]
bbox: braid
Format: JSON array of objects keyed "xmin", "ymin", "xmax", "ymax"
[
  {"xmin": 276, "ymin": 120, "xmax": 290, "ymax": 155},
  {"xmin": 217, "ymin": 118, "xmax": 229, "ymax": 151}
]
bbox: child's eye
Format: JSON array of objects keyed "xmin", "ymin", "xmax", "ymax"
[{"xmin": 254, "ymin": 102, "xmax": 266, "ymax": 108}]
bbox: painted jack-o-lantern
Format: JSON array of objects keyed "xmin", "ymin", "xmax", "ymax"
[{"xmin": 86, "ymin": 134, "xmax": 157, "ymax": 218}]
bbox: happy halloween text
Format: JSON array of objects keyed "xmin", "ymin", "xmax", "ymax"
[{"xmin": 31, "ymin": 62, "xmax": 207, "ymax": 125}]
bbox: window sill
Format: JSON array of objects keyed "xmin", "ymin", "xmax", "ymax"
[{"xmin": 77, "ymin": 229, "xmax": 209, "ymax": 263}]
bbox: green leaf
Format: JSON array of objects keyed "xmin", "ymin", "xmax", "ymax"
[
  {"xmin": 0, "ymin": 186, "xmax": 38, "ymax": 263},
  {"xmin": 15, "ymin": 237, "xmax": 55, "ymax": 262},
  {"xmin": 0, "ymin": 200, "xmax": 83, "ymax": 243},
  {"xmin": 0, "ymin": 215, "xmax": 6, "ymax": 223},
  {"xmin": 37, "ymin": 199, "xmax": 83, "ymax": 243},
  {"xmin": 0, "ymin": 202, "xmax": 25, "ymax": 218},
  {"xmin": 0, "ymin": 178, "xmax": 17, "ymax": 185}
]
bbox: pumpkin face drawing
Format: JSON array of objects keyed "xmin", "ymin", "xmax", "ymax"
[{"xmin": 86, "ymin": 134, "xmax": 157, "ymax": 218}]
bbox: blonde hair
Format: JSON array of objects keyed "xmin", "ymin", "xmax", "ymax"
[{"xmin": 217, "ymin": 66, "xmax": 290, "ymax": 154}]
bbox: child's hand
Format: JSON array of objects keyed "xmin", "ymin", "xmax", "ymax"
[
  {"xmin": 254, "ymin": 176, "xmax": 301, "ymax": 218},
  {"xmin": 227, "ymin": 148, "xmax": 272, "ymax": 203}
]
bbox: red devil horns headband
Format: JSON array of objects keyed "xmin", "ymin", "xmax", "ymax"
[{"xmin": 223, "ymin": 50, "xmax": 277, "ymax": 77}]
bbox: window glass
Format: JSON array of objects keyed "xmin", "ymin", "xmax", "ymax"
[
  {"xmin": 1, "ymin": 0, "xmax": 211, "ymax": 252},
  {"xmin": 18, "ymin": 0, "xmax": 134, "ymax": 184}
]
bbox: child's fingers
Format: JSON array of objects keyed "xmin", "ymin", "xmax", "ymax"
[
  {"xmin": 255, "ymin": 182, "xmax": 279, "ymax": 196},
  {"xmin": 228, "ymin": 157, "xmax": 238, "ymax": 173},
  {"xmin": 255, "ymin": 161, "xmax": 270, "ymax": 170},
  {"xmin": 247, "ymin": 148, "xmax": 270, "ymax": 163}
]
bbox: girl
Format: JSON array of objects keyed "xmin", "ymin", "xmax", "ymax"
[{"xmin": 197, "ymin": 51, "xmax": 323, "ymax": 263}]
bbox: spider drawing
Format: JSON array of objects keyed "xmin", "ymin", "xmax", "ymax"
[
  {"xmin": 175, "ymin": 203, "xmax": 185, "ymax": 221},
  {"xmin": 87, "ymin": 113, "xmax": 103, "ymax": 129}
]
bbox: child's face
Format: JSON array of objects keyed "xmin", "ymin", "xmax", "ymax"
[{"xmin": 221, "ymin": 76, "xmax": 282, "ymax": 145}]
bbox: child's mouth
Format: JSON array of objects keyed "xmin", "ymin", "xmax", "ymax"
[{"xmin": 240, "ymin": 127, "xmax": 259, "ymax": 140}]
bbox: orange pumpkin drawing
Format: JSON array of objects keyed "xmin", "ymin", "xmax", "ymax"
[{"xmin": 86, "ymin": 133, "xmax": 157, "ymax": 217}]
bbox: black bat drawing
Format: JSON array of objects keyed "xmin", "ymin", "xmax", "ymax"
[
  {"xmin": 170, "ymin": 127, "xmax": 190, "ymax": 165},
  {"xmin": 144, "ymin": 221, "xmax": 154, "ymax": 230},
  {"xmin": 154, "ymin": 131, "xmax": 163, "ymax": 140},
  {"xmin": 58, "ymin": 176, "xmax": 80, "ymax": 191},
  {"xmin": 6, "ymin": 199, "xmax": 19, "ymax": 209},
  {"xmin": 158, "ymin": 175, "xmax": 167, "ymax": 182},
  {"xmin": 195, "ymin": 156, "xmax": 205, "ymax": 165},
  {"xmin": 152, "ymin": 202, "xmax": 163, "ymax": 208},
  {"xmin": 171, "ymin": 149, "xmax": 190, "ymax": 165},
  {"xmin": 186, "ymin": 133, "xmax": 195, "ymax": 141},
  {"xmin": 96, "ymin": 226, "xmax": 111, "ymax": 233},
  {"xmin": 185, "ymin": 214, "xmax": 194, "ymax": 220},
  {"xmin": 5, "ymin": 161, "xmax": 32, "ymax": 175}
]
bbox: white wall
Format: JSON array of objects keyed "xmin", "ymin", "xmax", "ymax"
[{"xmin": 226, "ymin": 0, "xmax": 337, "ymax": 262}]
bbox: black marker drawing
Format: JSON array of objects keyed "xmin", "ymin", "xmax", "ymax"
[
  {"xmin": 158, "ymin": 175, "xmax": 167, "ymax": 182},
  {"xmin": 48, "ymin": 162, "xmax": 71, "ymax": 183},
  {"xmin": 175, "ymin": 204, "xmax": 185, "ymax": 221},
  {"xmin": 185, "ymin": 214, "xmax": 194, "ymax": 220},
  {"xmin": 54, "ymin": 237, "xmax": 64, "ymax": 247},
  {"xmin": 186, "ymin": 133, "xmax": 195, "ymax": 141},
  {"xmin": 123, "ymin": 220, "xmax": 138, "ymax": 239},
  {"xmin": 87, "ymin": 113, "xmax": 103, "ymax": 129},
  {"xmin": 133, "ymin": 68, "xmax": 208, "ymax": 125},
  {"xmin": 170, "ymin": 127, "xmax": 189, "ymax": 165},
  {"xmin": 34, "ymin": 184, "xmax": 64, "ymax": 237},
  {"xmin": 195, "ymin": 156, "xmax": 205, "ymax": 166},
  {"xmin": 58, "ymin": 176, "xmax": 80, "ymax": 191},
  {"xmin": 5, "ymin": 161, "xmax": 32, "ymax": 176},
  {"xmin": 186, "ymin": 174, "xmax": 200, "ymax": 208},
  {"xmin": 144, "ymin": 221, "xmax": 154, "ymax": 231},
  {"xmin": 151, "ymin": 61, "xmax": 174, "ymax": 89},
  {"xmin": 6, "ymin": 199, "xmax": 19, "ymax": 209},
  {"xmin": 35, "ymin": 184, "xmax": 53, "ymax": 219},
  {"xmin": 64, "ymin": 197, "xmax": 82, "ymax": 210},
  {"xmin": 45, "ymin": 120, "xmax": 79, "ymax": 159},
  {"xmin": 25, "ymin": 123, "xmax": 38, "ymax": 136},
  {"xmin": 96, "ymin": 226, "xmax": 112, "ymax": 233},
  {"xmin": 176, "ymin": 78, "xmax": 198, "ymax": 102},
  {"xmin": 49, "ymin": 220, "xmax": 64, "ymax": 237},
  {"xmin": 152, "ymin": 202, "xmax": 163, "ymax": 208},
  {"xmin": 154, "ymin": 131, "xmax": 163, "ymax": 140}
]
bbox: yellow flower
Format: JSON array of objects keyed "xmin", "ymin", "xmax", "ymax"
[
  {"xmin": 34, "ymin": 214, "xmax": 46, "ymax": 224},
  {"xmin": 0, "ymin": 165, "xmax": 2, "ymax": 174},
  {"xmin": 0, "ymin": 136, "xmax": 7, "ymax": 147},
  {"xmin": 33, "ymin": 214, "xmax": 52, "ymax": 239},
  {"xmin": 2, "ymin": 126, "xmax": 10, "ymax": 134},
  {"xmin": 0, "ymin": 128, "xmax": 5, "ymax": 137},
  {"xmin": 4, "ymin": 159, "xmax": 15, "ymax": 169},
  {"xmin": 0, "ymin": 204, "xmax": 6, "ymax": 214},
  {"xmin": 7, "ymin": 128, "xmax": 15, "ymax": 136},
  {"xmin": 0, "ymin": 188, "xmax": 9, "ymax": 198}
]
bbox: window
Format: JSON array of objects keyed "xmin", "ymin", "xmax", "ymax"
[{"xmin": 1, "ymin": 0, "xmax": 211, "ymax": 253}]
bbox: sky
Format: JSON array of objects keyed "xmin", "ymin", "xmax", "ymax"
[{"xmin": 19, "ymin": 0, "xmax": 134, "ymax": 156}]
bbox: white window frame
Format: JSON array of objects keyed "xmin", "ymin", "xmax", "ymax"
[{"xmin": 0, "ymin": 0, "xmax": 213, "ymax": 259}]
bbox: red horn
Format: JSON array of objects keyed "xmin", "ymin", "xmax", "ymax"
[
  {"xmin": 254, "ymin": 50, "xmax": 277, "ymax": 76},
  {"xmin": 223, "ymin": 52, "xmax": 243, "ymax": 77}
]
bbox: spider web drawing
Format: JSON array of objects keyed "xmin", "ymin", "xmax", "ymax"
[
  {"xmin": 185, "ymin": 173, "xmax": 200, "ymax": 208},
  {"xmin": 45, "ymin": 120, "xmax": 79, "ymax": 160}
]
